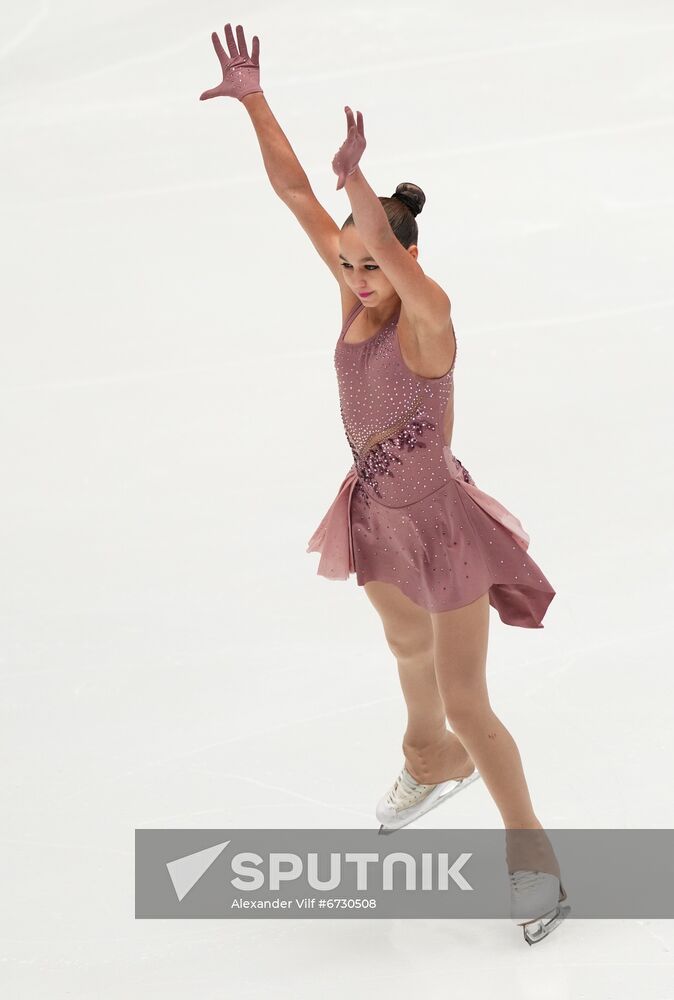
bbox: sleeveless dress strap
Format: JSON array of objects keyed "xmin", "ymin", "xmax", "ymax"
[{"xmin": 339, "ymin": 301, "xmax": 363, "ymax": 341}]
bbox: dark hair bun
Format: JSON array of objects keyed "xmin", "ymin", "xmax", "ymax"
[{"xmin": 392, "ymin": 182, "xmax": 425, "ymax": 218}]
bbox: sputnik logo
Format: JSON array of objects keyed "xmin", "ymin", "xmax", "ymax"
[
  {"xmin": 166, "ymin": 842, "xmax": 476, "ymax": 900},
  {"xmin": 166, "ymin": 840, "xmax": 231, "ymax": 902}
]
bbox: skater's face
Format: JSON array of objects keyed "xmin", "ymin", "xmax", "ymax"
[{"xmin": 338, "ymin": 226, "xmax": 418, "ymax": 306}]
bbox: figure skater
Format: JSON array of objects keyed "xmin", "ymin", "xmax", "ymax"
[{"xmin": 200, "ymin": 23, "xmax": 570, "ymax": 944}]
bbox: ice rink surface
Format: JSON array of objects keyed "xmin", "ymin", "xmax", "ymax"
[{"xmin": 2, "ymin": 0, "xmax": 674, "ymax": 995}]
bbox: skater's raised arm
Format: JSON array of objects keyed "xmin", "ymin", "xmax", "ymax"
[
  {"xmin": 241, "ymin": 92, "xmax": 313, "ymax": 197},
  {"xmin": 199, "ymin": 22, "xmax": 310, "ymax": 194},
  {"xmin": 199, "ymin": 23, "xmax": 351, "ymax": 288},
  {"xmin": 333, "ymin": 105, "xmax": 451, "ymax": 334}
]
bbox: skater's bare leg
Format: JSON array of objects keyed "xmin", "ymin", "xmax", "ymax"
[
  {"xmin": 363, "ymin": 580, "xmax": 474, "ymax": 783},
  {"xmin": 431, "ymin": 591, "xmax": 560, "ymax": 878},
  {"xmin": 396, "ymin": 650, "xmax": 475, "ymax": 783}
]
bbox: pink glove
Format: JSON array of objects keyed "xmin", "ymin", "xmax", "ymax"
[
  {"xmin": 199, "ymin": 23, "xmax": 263, "ymax": 102},
  {"xmin": 332, "ymin": 106, "xmax": 366, "ymax": 190}
]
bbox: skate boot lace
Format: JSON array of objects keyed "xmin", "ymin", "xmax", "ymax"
[
  {"xmin": 385, "ymin": 766, "xmax": 436, "ymax": 811},
  {"xmin": 509, "ymin": 870, "xmax": 544, "ymax": 891},
  {"xmin": 509, "ymin": 869, "xmax": 562, "ymax": 903}
]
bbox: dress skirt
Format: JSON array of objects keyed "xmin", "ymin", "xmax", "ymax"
[{"xmin": 307, "ymin": 445, "xmax": 555, "ymax": 628}]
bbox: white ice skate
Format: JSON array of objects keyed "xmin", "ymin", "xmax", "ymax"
[
  {"xmin": 376, "ymin": 762, "xmax": 481, "ymax": 834},
  {"xmin": 509, "ymin": 869, "xmax": 571, "ymax": 945}
]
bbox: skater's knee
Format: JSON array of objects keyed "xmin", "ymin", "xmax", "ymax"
[
  {"xmin": 443, "ymin": 687, "xmax": 491, "ymax": 731},
  {"xmin": 386, "ymin": 629, "xmax": 434, "ymax": 662}
]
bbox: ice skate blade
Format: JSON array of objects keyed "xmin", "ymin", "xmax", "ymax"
[
  {"xmin": 377, "ymin": 770, "xmax": 481, "ymax": 834},
  {"xmin": 521, "ymin": 902, "xmax": 571, "ymax": 945}
]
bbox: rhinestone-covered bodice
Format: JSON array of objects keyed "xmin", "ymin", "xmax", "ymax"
[{"xmin": 335, "ymin": 301, "xmax": 460, "ymax": 508}]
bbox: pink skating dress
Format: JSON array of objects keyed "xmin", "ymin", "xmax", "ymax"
[{"xmin": 306, "ymin": 300, "xmax": 555, "ymax": 627}]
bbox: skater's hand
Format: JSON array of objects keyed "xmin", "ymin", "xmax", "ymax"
[
  {"xmin": 199, "ymin": 23, "xmax": 263, "ymax": 102},
  {"xmin": 332, "ymin": 106, "xmax": 366, "ymax": 190}
]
